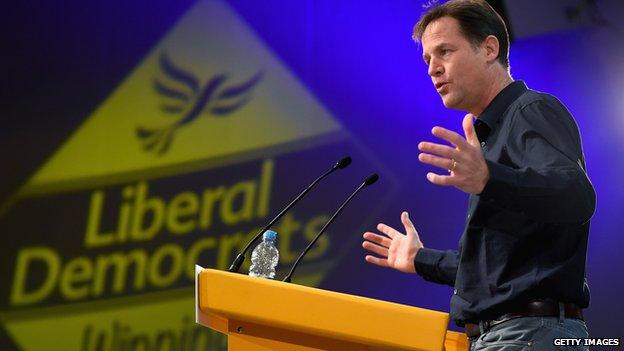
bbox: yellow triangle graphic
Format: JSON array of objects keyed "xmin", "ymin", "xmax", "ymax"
[
  {"xmin": 2, "ymin": 291, "xmax": 212, "ymax": 350},
  {"xmin": 22, "ymin": 0, "xmax": 343, "ymax": 197}
]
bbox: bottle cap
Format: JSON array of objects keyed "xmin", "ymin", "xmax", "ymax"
[{"xmin": 263, "ymin": 230, "xmax": 277, "ymax": 241}]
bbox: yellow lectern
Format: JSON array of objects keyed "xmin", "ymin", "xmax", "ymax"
[{"xmin": 196, "ymin": 267, "xmax": 468, "ymax": 351}]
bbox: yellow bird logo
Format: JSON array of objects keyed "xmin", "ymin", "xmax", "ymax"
[{"xmin": 136, "ymin": 53, "xmax": 263, "ymax": 155}]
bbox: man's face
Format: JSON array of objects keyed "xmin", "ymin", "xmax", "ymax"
[{"xmin": 421, "ymin": 16, "xmax": 488, "ymax": 111}]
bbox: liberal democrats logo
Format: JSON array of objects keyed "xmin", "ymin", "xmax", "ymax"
[{"xmin": 136, "ymin": 53, "xmax": 263, "ymax": 155}]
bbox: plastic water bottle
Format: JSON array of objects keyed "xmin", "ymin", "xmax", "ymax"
[{"xmin": 249, "ymin": 230, "xmax": 279, "ymax": 279}]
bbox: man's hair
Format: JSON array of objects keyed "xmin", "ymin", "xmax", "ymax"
[{"xmin": 413, "ymin": 0, "xmax": 510, "ymax": 68}]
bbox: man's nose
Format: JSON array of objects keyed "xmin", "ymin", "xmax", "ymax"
[{"xmin": 428, "ymin": 58, "xmax": 443, "ymax": 77}]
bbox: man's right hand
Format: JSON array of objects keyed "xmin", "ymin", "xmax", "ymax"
[{"xmin": 362, "ymin": 211, "xmax": 424, "ymax": 273}]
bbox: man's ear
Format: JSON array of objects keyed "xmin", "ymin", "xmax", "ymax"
[{"xmin": 483, "ymin": 35, "xmax": 500, "ymax": 63}]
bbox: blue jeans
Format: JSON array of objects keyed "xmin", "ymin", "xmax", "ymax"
[{"xmin": 469, "ymin": 317, "xmax": 589, "ymax": 350}]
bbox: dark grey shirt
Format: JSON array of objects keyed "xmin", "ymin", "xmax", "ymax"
[{"xmin": 414, "ymin": 81, "xmax": 595, "ymax": 325}]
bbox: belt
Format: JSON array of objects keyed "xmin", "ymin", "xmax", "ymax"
[{"xmin": 465, "ymin": 301, "xmax": 583, "ymax": 338}]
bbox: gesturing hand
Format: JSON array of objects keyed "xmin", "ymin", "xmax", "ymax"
[
  {"xmin": 362, "ymin": 211, "xmax": 423, "ymax": 273},
  {"xmin": 418, "ymin": 114, "xmax": 490, "ymax": 194}
]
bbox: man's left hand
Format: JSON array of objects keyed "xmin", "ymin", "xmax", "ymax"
[{"xmin": 418, "ymin": 114, "xmax": 490, "ymax": 194}]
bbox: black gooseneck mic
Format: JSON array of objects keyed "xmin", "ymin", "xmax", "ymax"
[
  {"xmin": 282, "ymin": 173, "xmax": 379, "ymax": 283},
  {"xmin": 228, "ymin": 156, "xmax": 352, "ymax": 273}
]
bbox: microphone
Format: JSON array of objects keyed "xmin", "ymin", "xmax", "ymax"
[
  {"xmin": 228, "ymin": 156, "xmax": 352, "ymax": 273},
  {"xmin": 282, "ymin": 173, "xmax": 379, "ymax": 283}
]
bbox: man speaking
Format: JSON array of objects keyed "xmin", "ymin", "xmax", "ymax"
[{"xmin": 362, "ymin": 1, "xmax": 595, "ymax": 349}]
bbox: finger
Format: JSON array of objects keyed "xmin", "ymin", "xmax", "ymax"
[
  {"xmin": 462, "ymin": 114, "xmax": 480, "ymax": 147},
  {"xmin": 400, "ymin": 211, "xmax": 417, "ymax": 237},
  {"xmin": 418, "ymin": 153, "xmax": 454, "ymax": 171},
  {"xmin": 362, "ymin": 241, "xmax": 389, "ymax": 257},
  {"xmin": 426, "ymin": 172, "xmax": 457, "ymax": 186},
  {"xmin": 376, "ymin": 223, "xmax": 403, "ymax": 239},
  {"xmin": 432, "ymin": 126, "xmax": 468, "ymax": 149},
  {"xmin": 365, "ymin": 255, "xmax": 391, "ymax": 268},
  {"xmin": 418, "ymin": 141, "xmax": 456, "ymax": 159},
  {"xmin": 363, "ymin": 232, "xmax": 391, "ymax": 248}
]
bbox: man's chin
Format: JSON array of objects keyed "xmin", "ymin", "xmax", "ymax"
[
  {"xmin": 441, "ymin": 96, "xmax": 458, "ymax": 109},
  {"xmin": 441, "ymin": 95, "xmax": 467, "ymax": 111}
]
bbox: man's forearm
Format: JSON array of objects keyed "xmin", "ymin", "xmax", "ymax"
[{"xmin": 414, "ymin": 248, "xmax": 459, "ymax": 286}]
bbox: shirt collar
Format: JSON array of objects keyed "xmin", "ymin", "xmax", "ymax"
[{"xmin": 474, "ymin": 80, "xmax": 527, "ymax": 142}]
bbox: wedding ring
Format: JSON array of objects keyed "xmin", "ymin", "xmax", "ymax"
[{"xmin": 449, "ymin": 159, "xmax": 457, "ymax": 172}]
